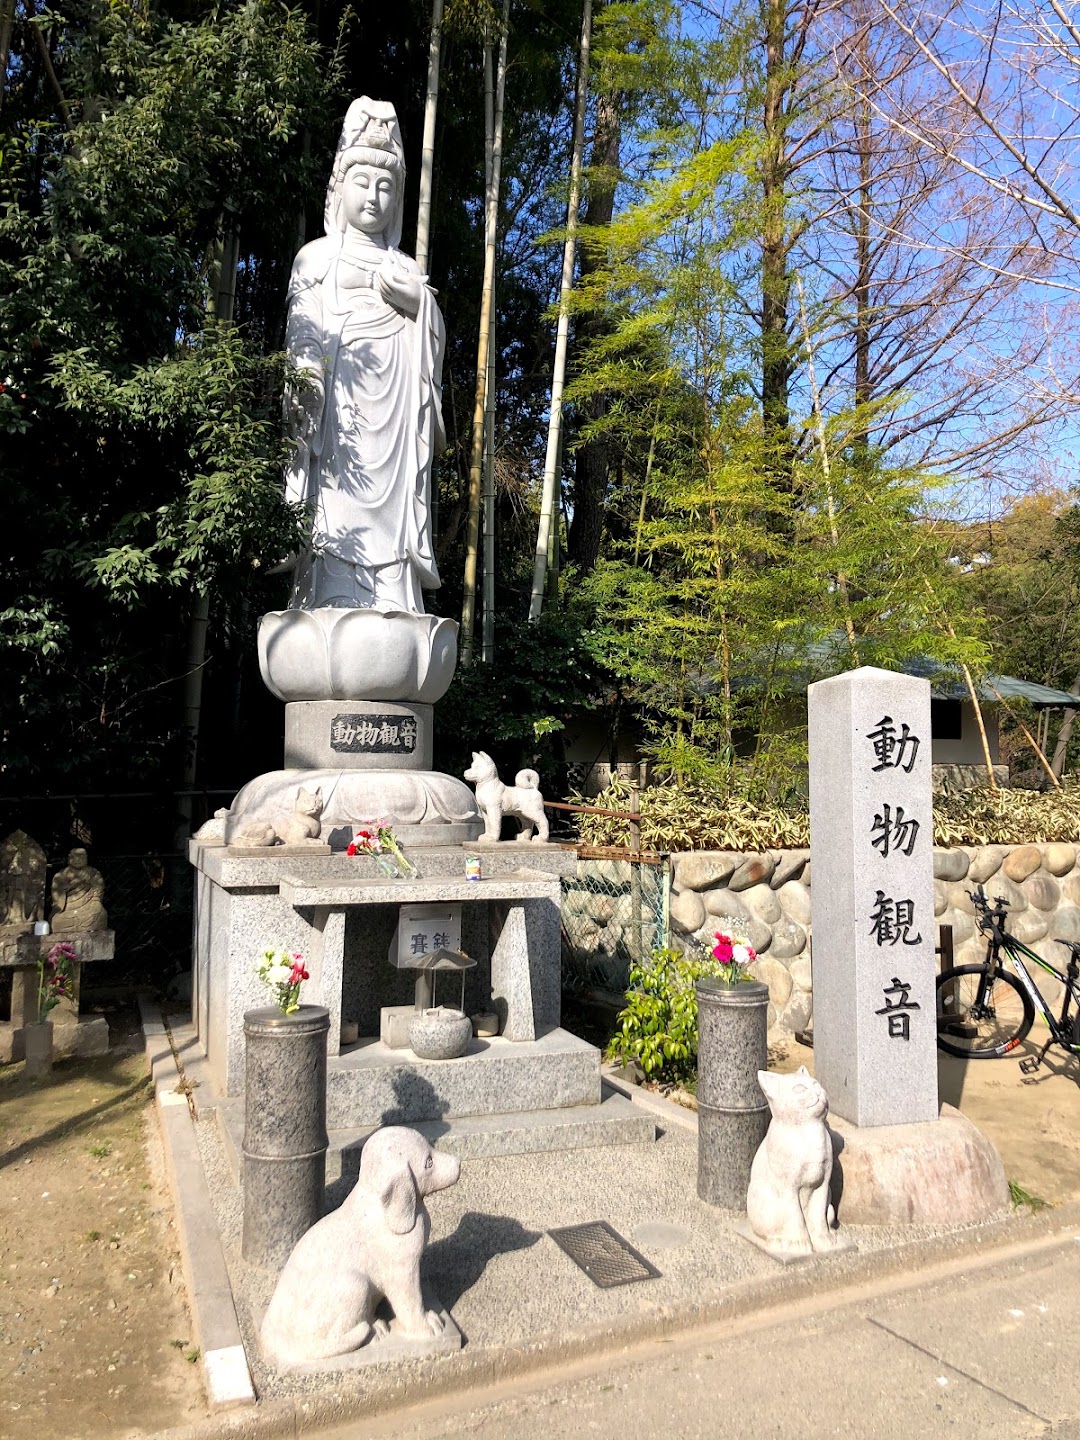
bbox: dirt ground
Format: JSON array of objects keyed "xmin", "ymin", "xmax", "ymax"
[
  {"xmin": 775, "ymin": 1033, "xmax": 1080, "ymax": 1207},
  {"xmin": 0, "ymin": 1006, "xmax": 206, "ymax": 1440}
]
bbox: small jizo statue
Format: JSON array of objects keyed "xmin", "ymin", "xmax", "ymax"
[
  {"xmin": 743, "ymin": 1067, "xmax": 853, "ymax": 1262},
  {"xmin": 49, "ymin": 847, "xmax": 108, "ymax": 933},
  {"xmin": 0, "ymin": 829, "xmax": 47, "ymax": 929}
]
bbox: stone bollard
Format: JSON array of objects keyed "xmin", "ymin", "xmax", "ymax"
[
  {"xmin": 696, "ymin": 978, "xmax": 770, "ymax": 1209},
  {"xmin": 242, "ymin": 1005, "xmax": 330, "ymax": 1269}
]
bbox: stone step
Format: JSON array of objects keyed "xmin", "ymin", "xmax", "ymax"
[
  {"xmin": 216, "ymin": 1091, "xmax": 654, "ymax": 1185},
  {"xmin": 324, "ymin": 1026, "xmax": 600, "ymax": 1128}
]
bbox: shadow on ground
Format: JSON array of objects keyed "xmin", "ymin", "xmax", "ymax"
[{"xmin": 425, "ymin": 1211, "xmax": 543, "ymax": 1311}]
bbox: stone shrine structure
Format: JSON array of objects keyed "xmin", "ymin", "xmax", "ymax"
[
  {"xmin": 0, "ymin": 832, "xmax": 112, "ymax": 1062},
  {"xmin": 190, "ymin": 98, "xmax": 650, "ymax": 1163}
]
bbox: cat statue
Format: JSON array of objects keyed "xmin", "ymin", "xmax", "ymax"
[
  {"xmin": 278, "ymin": 786, "xmax": 324, "ymax": 845},
  {"xmin": 230, "ymin": 787, "xmax": 324, "ymax": 848},
  {"xmin": 742, "ymin": 1066, "xmax": 854, "ymax": 1262}
]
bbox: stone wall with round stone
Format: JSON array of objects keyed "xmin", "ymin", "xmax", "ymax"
[{"xmin": 668, "ymin": 841, "xmax": 1080, "ymax": 1039}]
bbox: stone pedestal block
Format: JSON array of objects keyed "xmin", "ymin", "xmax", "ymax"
[
  {"xmin": 22, "ymin": 1020, "xmax": 53, "ymax": 1079},
  {"xmin": 242, "ymin": 1005, "xmax": 330, "ymax": 1270},
  {"xmin": 696, "ymin": 979, "xmax": 770, "ymax": 1209},
  {"xmin": 830, "ymin": 1105, "xmax": 1009, "ymax": 1224},
  {"xmin": 808, "ymin": 667, "xmax": 938, "ymax": 1128},
  {"xmin": 285, "ymin": 701, "xmax": 433, "ymax": 772}
]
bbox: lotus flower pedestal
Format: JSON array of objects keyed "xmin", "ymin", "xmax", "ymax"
[{"xmin": 222, "ymin": 608, "xmax": 482, "ymax": 847}]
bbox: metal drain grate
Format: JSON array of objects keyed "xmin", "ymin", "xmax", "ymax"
[{"xmin": 548, "ymin": 1221, "xmax": 661, "ymax": 1289}]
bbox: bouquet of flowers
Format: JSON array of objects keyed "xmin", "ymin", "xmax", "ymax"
[
  {"xmin": 711, "ymin": 930, "xmax": 757, "ymax": 985},
  {"xmin": 38, "ymin": 942, "xmax": 76, "ymax": 1021},
  {"xmin": 346, "ymin": 820, "xmax": 417, "ymax": 878},
  {"xmin": 255, "ymin": 950, "xmax": 309, "ymax": 1014}
]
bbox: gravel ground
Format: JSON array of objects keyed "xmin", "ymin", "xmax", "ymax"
[{"xmin": 192, "ymin": 1111, "xmax": 1006, "ymax": 1407}]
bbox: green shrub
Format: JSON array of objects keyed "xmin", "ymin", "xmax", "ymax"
[
  {"xmin": 606, "ymin": 947, "xmax": 724, "ymax": 1083},
  {"xmin": 575, "ymin": 774, "xmax": 1080, "ymax": 851}
]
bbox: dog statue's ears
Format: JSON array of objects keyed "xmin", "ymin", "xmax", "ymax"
[
  {"xmin": 361, "ymin": 1140, "xmax": 418, "ymax": 1235},
  {"xmin": 378, "ymin": 1167, "xmax": 418, "ymax": 1235}
]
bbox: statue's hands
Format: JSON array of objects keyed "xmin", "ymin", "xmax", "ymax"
[
  {"xmin": 284, "ymin": 367, "xmax": 325, "ymax": 440},
  {"xmin": 376, "ymin": 261, "xmax": 423, "ymax": 317}
]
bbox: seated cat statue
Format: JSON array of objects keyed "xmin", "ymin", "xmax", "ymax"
[{"xmin": 743, "ymin": 1066, "xmax": 853, "ymax": 1262}]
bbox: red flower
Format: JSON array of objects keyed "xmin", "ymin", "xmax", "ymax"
[
  {"xmin": 346, "ymin": 842, "xmax": 358, "ymax": 856},
  {"xmin": 712, "ymin": 933, "xmax": 734, "ymax": 963},
  {"xmin": 288, "ymin": 962, "xmax": 309, "ymax": 985}
]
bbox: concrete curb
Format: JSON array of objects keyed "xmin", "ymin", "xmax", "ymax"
[
  {"xmin": 148, "ymin": 1194, "xmax": 1080, "ymax": 1440},
  {"xmin": 601, "ymin": 1064, "xmax": 699, "ymax": 1132},
  {"xmin": 139, "ymin": 995, "xmax": 257, "ymax": 1411}
]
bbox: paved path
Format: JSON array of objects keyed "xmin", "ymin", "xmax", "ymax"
[{"xmin": 323, "ymin": 1228, "xmax": 1080, "ymax": 1440}]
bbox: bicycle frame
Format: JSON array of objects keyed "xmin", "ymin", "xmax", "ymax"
[{"xmin": 980, "ymin": 919, "xmax": 1080, "ymax": 1053}]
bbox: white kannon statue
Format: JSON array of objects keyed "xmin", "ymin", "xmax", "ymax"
[{"xmin": 282, "ymin": 97, "xmax": 446, "ymax": 614}]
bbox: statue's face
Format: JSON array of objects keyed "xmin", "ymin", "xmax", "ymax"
[
  {"xmin": 342, "ymin": 163, "xmax": 397, "ymax": 236},
  {"xmin": 70, "ymin": 848, "xmax": 87, "ymax": 868}
]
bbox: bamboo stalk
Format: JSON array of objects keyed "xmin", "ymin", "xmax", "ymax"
[
  {"xmin": 961, "ymin": 661, "xmax": 998, "ymax": 792},
  {"xmin": 414, "ymin": 0, "xmax": 444, "ymax": 275},
  {"xmin": 984, "ymin": 679, "xmax": 1062, "ymax": 791},
  {"xmin": 528, "ymin": 0, "xmax": 592, "ymax": 623},
  {"xmin": 797, "ymin": 276, "xmax": 859, "ymax": 666},
  {"xmin": 460, "ymin": 0, "xmax": 509, "ymax": 666}
]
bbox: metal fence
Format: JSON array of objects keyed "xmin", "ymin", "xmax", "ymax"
[{"xmin": 561, "ymin": 852, "xmax": 671, "ymax": 996}]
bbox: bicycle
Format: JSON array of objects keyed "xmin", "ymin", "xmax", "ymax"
[{"xmin": 935, "ymin": 885, "xmax": 1080, "ymax": 1072}]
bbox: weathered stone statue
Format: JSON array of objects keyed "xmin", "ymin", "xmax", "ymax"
[
  {"xmin": 281, "ymin": 96, "xmax": 445, "ymax": 615},
  {"xmin": 743, "ymin": 1067, "xmax": 853, "ymax": 1261},
  {"xmin": 260, "ymin": 1126, "xmax": 460, "ymax": 1368},
  {"xmin": 0, "ymin": 830, "xmax": 47, "ymax": 929},
  {"xmin": 49, "ymin": 848, "xmax": 108, "ymax": 933}
]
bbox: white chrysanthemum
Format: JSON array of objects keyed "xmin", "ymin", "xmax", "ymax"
[
  {"xmin": 265, "ymin": 963, "xmax": 293, "ymax": 986},
  {"xmin": 731, "ymin": 944, "xmax": 751, "ymax": 967}
]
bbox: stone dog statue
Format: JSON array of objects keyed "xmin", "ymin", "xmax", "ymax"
[
  {"xmin": 744, "ymin": 1067, "xmax": 852, "ymax": 1261},
  {"xmin": 260, "ymin": 1126, "xmax": 460, "ymax": 1368},
  {"xmin": 463, "ymin": 751, "xmax": 549, "ymax": 843}
]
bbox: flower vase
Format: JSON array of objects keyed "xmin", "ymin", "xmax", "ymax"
[
  {"xmin": 695, "ymin": 978, "xmax": 770, "ymax": 1210},
  {"xmin": 23, "ymin": 1019, "xmax": 54, "ymax": 1080},
  {"xmin": 241, "ymin": 1004, "xmax": 330, "ymax": 1270},
  {"xmin": 375, "ymin": 851, "xmax": 418, "ymax": 881}
]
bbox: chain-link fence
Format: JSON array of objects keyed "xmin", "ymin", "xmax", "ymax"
[{"xmin": 561, "ymin": 853, "xmax": 671, "ymax": 996}]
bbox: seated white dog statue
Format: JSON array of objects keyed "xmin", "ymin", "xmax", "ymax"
[{"xmin": 260, "ymin": 1126, "xmax": 461, "ymax": 1368}]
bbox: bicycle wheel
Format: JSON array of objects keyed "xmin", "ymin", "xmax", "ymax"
[{"xmin": 936, "ymin": 964, "xmax": 1034, "ymax": 1058}]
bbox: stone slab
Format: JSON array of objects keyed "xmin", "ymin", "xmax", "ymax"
[
  {"xmin": 190, "ymin": 840, "xmax": 578, "ymax": 886},
  {"xmin": 218, "ymin": 1093, "xmax": 655, "ymax": 1183},
  {"xmin": 829, "ymin": 1104, "xmax": 1009, "ymax": 1225},
  {"xmin": 324, "ymin": 1027, "xmax": 600, "ymax": 1128},
  {"xmin": 734, "ymin": 1218, "xmax": 856, "ymax": 1265},
  {"xmin": 254, "ymin": 1289, "xmax": 461, "ymax": 1375},
  {"xmin": 278, "ymin": 871, "xmax": 561, "ymax": 908},
  {"xmin": 0, "ymin": 928, "xmax": 115, "ymax": 966},
  {"xmin": 285, "ymin": 700, "xmax": 433, "ymax": 772},
  {"xmin": 223, "ymin": 844, "xmax": 332, "ymax": 859},
  {"xmin": 808, "ymin": 667, "xmax": 938, "ymax": 1127}
]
